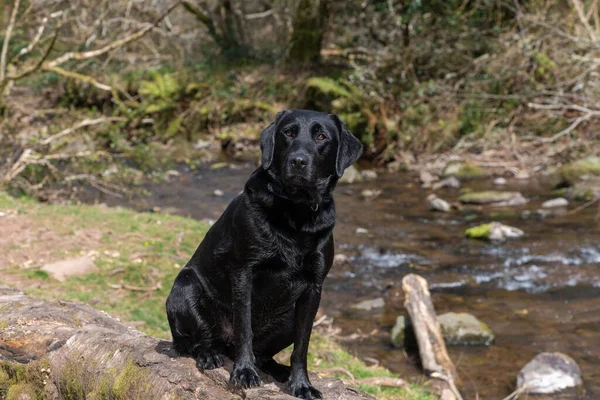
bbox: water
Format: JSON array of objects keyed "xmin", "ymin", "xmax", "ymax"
[{"xmin": 79, "ymin": 163, "xmax": 600, "ymax": 399}]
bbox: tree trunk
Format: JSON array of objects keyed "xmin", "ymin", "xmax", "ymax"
[
  {"xmin": 287, "ymin": 0, "xmax": 328, "ymax": 64},
  {"xmin": 0, "ymin": 287, "xmax": 373, "ymax": 400},
  {"xmin": 402, "ymin": 274, "xmax": 462, "ymax": 400}
]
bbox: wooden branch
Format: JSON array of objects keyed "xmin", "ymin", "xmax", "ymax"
[
  {"xmin": 0, "ymin": 0, "xmax": 22, "ymax": 81},
  {"xmin": 0, "ymin": 288, "xmax": 374, "ymax": 400},
  {"xmin": 41, "ymin": 117, "xmax": 126, "ymax": 145},
  {"xmin": 527, "ymin": 102, "xmax": 600, "ymax": 142},
  {"xmin": 41, "ymin": 65, "xmax": 113, "ymax": 91},
  {"xmin": 14, "ymin": 10, "xmax": 66, "ymax": 62},
  {"xmin": 46, "ymin": 1, "xmax": 181, "ymax": 68},
  {"xmin": 571, "ymin": 0, "xmax": 598, "ymax": 42},
  {"xmin": 8, "ymin": 26, "xmax": 61, "ymax": 82},
  {"xmin": 402, "ymin": 274, "xmax": 462, "ymax": 400}
]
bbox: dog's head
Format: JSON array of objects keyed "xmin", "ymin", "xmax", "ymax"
[{"xmin": 260, "ymin": 110, "xmax": 363, "ymax": 193}]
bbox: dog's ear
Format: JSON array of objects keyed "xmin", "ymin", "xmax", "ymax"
[
  {"xmin": 330, "ymin": 114, "xmax": 363, "ymax": 178},
  {"xmin": 260, "ymin": 110, "xmax": 289, "ymax": 170}
]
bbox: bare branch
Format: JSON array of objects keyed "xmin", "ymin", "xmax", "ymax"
[
  {"xmin": 41, "ymin": 117, "xmax": 127, "ymax": 145},
  {"xmin": 527, "ymin": 102, "xmax": 600, "ymax": 142},
  {"xmin": 42, "ymin": 65, "xmax": 113, "ymax": 92},
  {"xmin": 8, "ymin": 26, "xmax": 61, "ymax": 82},
  {"xmin": 245, "ymin": 9, "xmax": 276, "ymax": 20},
  {"xmin": 0, "ymin": 0, "xmax": 22, "ymax": 81},
  {"xmin": 46, "ymin": 1, "xmax": 182, "ymax": 68},
  {"xmin": 571, "ymin": 0, "xmax": 598, "ymax": 42}
]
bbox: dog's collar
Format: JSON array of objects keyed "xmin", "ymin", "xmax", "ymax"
[{"xmin": 310, "ymin": 203, "xmax": 319, "ymax": 212}]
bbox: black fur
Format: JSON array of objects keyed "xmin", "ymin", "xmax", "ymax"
[{"xmin": 166, "ymin": 109, "xmax": 363, "ymax": 399}]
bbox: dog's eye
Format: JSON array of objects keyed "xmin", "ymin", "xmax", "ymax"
[
  {"xmin": 316, "ymin": 134, "xmax": 326, "ymax": 141},
  {"xmin": 284, "ymin": 130, "xmax": 293, "ymax": 137}
]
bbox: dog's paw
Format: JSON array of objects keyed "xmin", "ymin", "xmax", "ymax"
[
  {"xmin": 196, "ymin": 350, "xmax": 224, "ymax": 371},
  {"xmin": 229, "ymin": 364, "xmax": 262, "ymax": 389},
  {"xmin": 289, "ymin": 380, "xmax": 322, "ymax": 399}
]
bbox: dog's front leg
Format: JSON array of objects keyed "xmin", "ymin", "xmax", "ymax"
[
  {"xmin": 229, "ymin": 266, "xmax": 262, "ymax": 389},
  {"xmin": 289, "ymin": 255, "xmax": 325, "ymax": 399}
]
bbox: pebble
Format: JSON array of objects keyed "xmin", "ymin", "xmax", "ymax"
[
  {"xmin": 213, "ymin": 189, "xmax": 224, "ymax": 197},
  {"xmin": 541, "ymin": 197, "xmax": 569, "ymax": 209},
  {"xmin": 494, "ymin": 177, "xmax": 507, "ymax": 185}
]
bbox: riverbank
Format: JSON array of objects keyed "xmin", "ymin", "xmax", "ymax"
[{"xmin": 0, "ymin": 192, "xmax": 434, "ymax": 400}]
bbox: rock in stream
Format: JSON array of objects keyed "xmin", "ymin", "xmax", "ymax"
[{"xmin": 517, "ymin": 352, "xmax": 583, "ymax": 394}]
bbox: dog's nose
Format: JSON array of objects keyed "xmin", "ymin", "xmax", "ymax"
[{"xmin": 290, "ymin": 156, "xmax": 307, "ymax": 170}]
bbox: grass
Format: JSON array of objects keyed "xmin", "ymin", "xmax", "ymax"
[{"xmin": 0, "ymin": 192, "xmax": 433, "ymax": 399}]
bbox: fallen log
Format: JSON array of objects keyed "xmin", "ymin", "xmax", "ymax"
[
  {"xmin": 402, "ymin": 274, "xmax": 462, "ymax": 400},
  {"xmin": 0, "ymin": 287, "xmax": 373, "ymax": 400}
]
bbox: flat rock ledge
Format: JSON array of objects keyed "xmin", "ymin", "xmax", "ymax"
[{"xmin": 0, "ymin": 287, "xmax": 373, "ymax": 400}]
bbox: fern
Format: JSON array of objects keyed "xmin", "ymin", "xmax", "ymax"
[{"xmin": 305, "ymin": 77, "xmax": 353, "ymax": 99}]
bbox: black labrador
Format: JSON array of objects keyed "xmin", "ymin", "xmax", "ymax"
[{"xmin": 166, "ymin": 109, "xmax": 363, "ymax": 399}]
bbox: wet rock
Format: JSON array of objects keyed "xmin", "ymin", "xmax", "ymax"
[
  {"xmin": 427, "ymin": 194, "xmax": 451, "ymax": 213},
  {"xmin": 333, "ymin": 254, "xmax": 350, "ymax": 267},
  {"xmin": 442, "ymin": 162, "xmax": 485, "ymax": 179},
  {"xmin": 514, "ymin": 170, "xmax": 530, "ymax": 180},
  {"xmin": 566, "ymin": 179, "xmax": 600, "ymax": 201},
  {"xmin": 541, "ymin": 198, "xmax": 569, "ymax": 209},
  {"xmin": 558, "ymin": 156, "xmax": 600, "ymax": 185},
  {"xmin": 465, "ymin": 222, "xmax": 524, "ymax": 241},
  {"xmin": 361, "ymin": 189, "xmax": 382, "ymax": 200},
  {"xmin": 458, "ymin": 191, "xmax": 528, "ymax": 207},
  {"xmin": 521, "ymin": 209, "xmax": 567, "ymax": 220},
  {"xmin": 361, "ymin": 170, "xmax": 378, "ymax": 180},
  {"xmin": 213, "ymin": 189, "xmax": 224, "ymax": 197},
  {"xmin": 438, "ymin": 312, "xmax": 495, "ymax": 346},
  {"xmin": 339, "ymin": 165, "xmax": 363, "ymax": 184},
  {"xmin": 41, "ymin": 256, "xmax": 97, "ymax": 282},
  {"xmin": 517, "ymin": 352, "xmax": 583, "ymax": 394},
  {"xmin": 355, "ymin": 227, "xmax": 369, "ymax": 234},
  {"xmin": 432, "ymin": 177, "xmax": 461, "ymax": 190},
  {"xmin": 419, "ymin": 171, "xmax": 438, "ymax": 185},
  {"xmin": 390, "ymin": 316, "xmax": 408, "ymax": 348},
  {"xmin": 349, "ymin": 297, "xmax": 385, "ymax": 312},
  {"xmin": 391, "ymin": 313, "xmax": 493, "ymax": 348},
  {"xmin": 493, "ymin": 177, "xmax": 507, "ymax": 185}
]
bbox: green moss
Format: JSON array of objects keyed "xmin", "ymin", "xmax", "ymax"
[
  {"xmin": 458, "ymin": 191, "xmax": 517, "ymax": 204},
  {"xmin": 112, "ymin": 360, "xmax": 153, "ymax": 400},
  {"xmin": 465, "ymin": 223, "xmax": 494, "ymax": 239},
  {"xmin": 21, "ymin": 270, "xmax": 50, "ymax": 281},
  {"xmin": 442, "ymin": 162, "xmax": 485, "ymax": 179},
  {"xmin": 559, "ymin": 156, "xmax": 600, "ymax": 185},
  {"xmin": 6, "ymin": 383, "xmax": 37, "ymax": 400}
]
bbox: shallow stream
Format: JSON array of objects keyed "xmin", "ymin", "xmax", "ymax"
[{"xmin": 79, "ymin": 163, "xmax": 600, "ymax": 399}]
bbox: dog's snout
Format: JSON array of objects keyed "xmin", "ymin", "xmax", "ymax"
[{"xmin": 290, "ymin": 155, "xmax": 308, "ymax": 170}]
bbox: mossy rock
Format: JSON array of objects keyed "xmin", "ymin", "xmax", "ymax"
[
  {"xmin": 442, "ymin": 162, "xmax": 486, "ymax": 179},
  {"xmin": 6, "ymin": 383, "xmax": 37, "ymax": 400},
  {"xmin": 438, "ymin": 312, "xmax": 495, "ymax": 346},
  {"xmin": 459, "ymin": 191, "xmax": 527, "ymax": 206},
  {"xmin": 558, "ymin": 156, "xmax": 600, "ymax": 185},
  {"xmin": 339, "ymin": 165, "xmax": 363, "ymax": 184},
  {"xmin": 465, "ymin": 222, "xmax": 524, "ymax": 241},
  {"xmin": 390, "ymin": 316, "xmax": 407, "ymax": 348},
  {"xmin": 566, "ymin": 179, "xmax": 600, "ymax": 202}
]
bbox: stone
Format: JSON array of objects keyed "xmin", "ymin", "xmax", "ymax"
[
  {"xmin": 349, "ymin": 297, "xmax": 385, "ymax": 312},
  {"xmin": 427, "ymin": 194, "xmax": 451, "ymax": 213},
  {"xmin": 515, "ymin": 170, "xmax": 530, "ymax": 180},
  {"xmin": 566, "ymin": 179, "xmax": 600, "ymax": 201},
  {"xmin": 517, "ymin": 352, "xmax": 583, "ymax": 394},
  {"xmin": 339, "ymin": 165, "xmax": 363, "ymax": 184},
  {"xmin": 442, "ymin": 162, "xmax": 485, "ymax": 179},
  {"xmin": 213, "ymin": 189, "xmax": 224, "ymax": 197},
  {"xmin": 355, "ymin": 227, "xmax": 369, "ymax": 234},
  {"xmin": 437, "ymin": 312, "xmax": 495, "ymax": 346},
  {"xmin": 333, "ymin": 254, "xmax": 350, "ymax": 267},
  {"xmin": 465, "ymin": 222, "xmax": 524, "ymax": 241},
  {"xmin": 361, "ymin": 170, "xmax": 378, "ymax": 180},
  {"xmin": 558, "ymin": 156, "xmax": 600, "ymax": 185},
  {"xmin": 494, "ymin": 177, "xmax": 507, "ymax": 185},
  {"xmin": 419, "ymin": 171, "xmax": 437, "ymax": 185},
  {"xmin": 458, "ymin": 191, "xmax": 528, "ymax": 207},
  {"xmin": 432, "ymin": 177, "xmax": 461, "ymax": 190},
  {"xmin": 541, "ymin": 198, "xmax": 569, "ymax": 209},
  {"xmin": 391, "ymin": 313, "xmax": 494, "ymax": 348},
  {"xmin": 41, "ymin": 256, "xmax": 97, "ymax": 282},
  {"xmin": 390, "ymin": 316, "xmax": 407, "ymax": 348},
  {"xmin": 361, "ymin": 189, "xmax": 382, "ymax": 200}
]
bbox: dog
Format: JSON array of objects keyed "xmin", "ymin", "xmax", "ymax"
[{"xmin": 166, "ymin": 109, "xmax": 363, "ymax": 399}]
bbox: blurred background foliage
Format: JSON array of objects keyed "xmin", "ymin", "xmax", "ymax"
[{"xmin": 1, "ymin": 0, "xmax": 599, "ymax": 193}]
